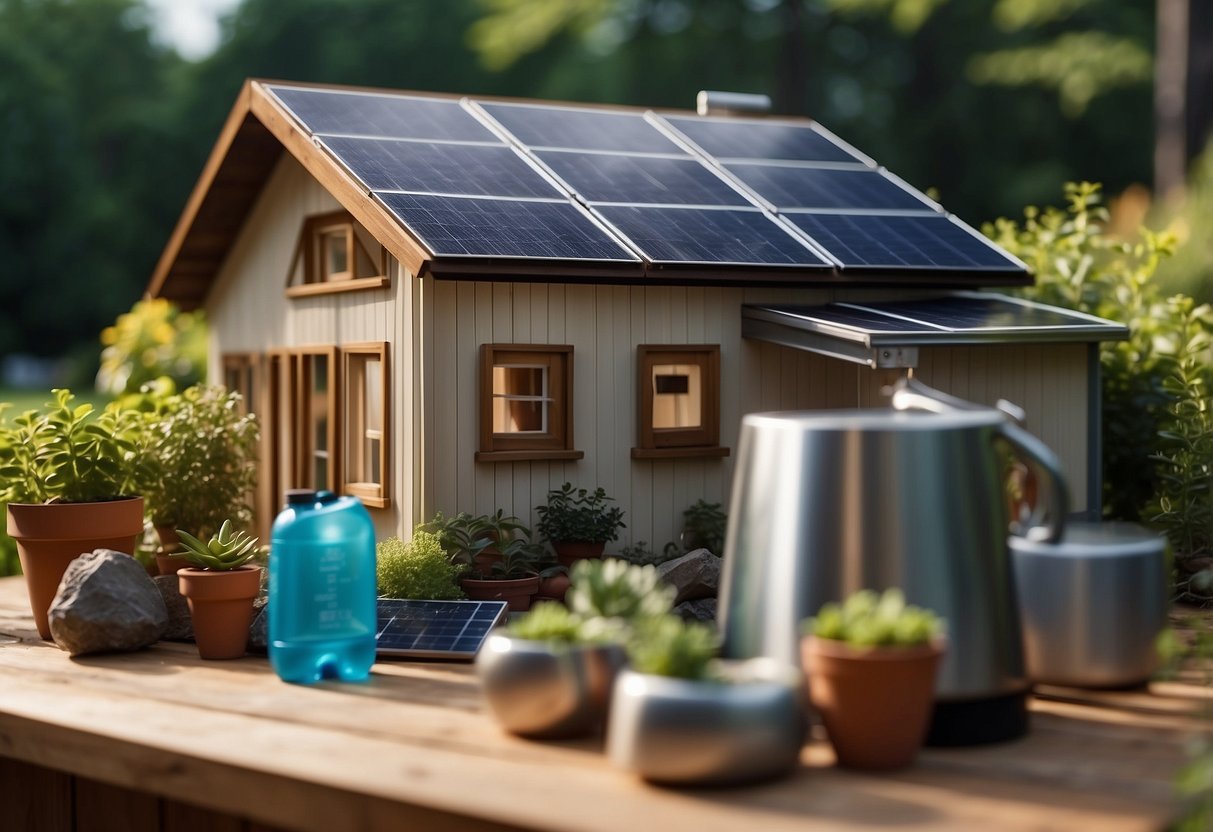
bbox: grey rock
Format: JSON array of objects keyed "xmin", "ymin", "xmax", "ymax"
[
  {"xmin": 49, "ymin": 550, "xmax": 168, "ymax": 656},
  {"xmin": 153, "ymin": 574, "xmax": 193, "ymax": 641},
  {"xmin": 674, "ymin": 597, "xmax": 718, "ymax": 624},
  {"xmin": 247, "ymin": 597, "xmax": 268, "ymax": 654},
  {"xmin": 657, "ymin": 548, "xmax": 722, "ymax": 604}
]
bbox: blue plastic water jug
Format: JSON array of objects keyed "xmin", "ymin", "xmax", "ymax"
[{"xmin": 269, "ymin": 489, "xmax": 377, "ymax": 684}]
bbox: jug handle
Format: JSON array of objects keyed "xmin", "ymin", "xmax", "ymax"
[{"xmin": 995, "ymin": 420, "xmax": 1069, "ymax": 544}]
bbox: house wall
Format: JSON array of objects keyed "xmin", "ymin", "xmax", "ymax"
[{"xmin": 417, "ymin": 280, "xmax": 1091, "ymax": 553}]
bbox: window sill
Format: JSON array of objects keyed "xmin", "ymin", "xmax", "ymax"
[
  {"xmin": 287, "ymin": 276, "xmax": 390, "ymax": 298},
  {"xmin": 631, "ymin": 446, "xmax": 730, "ymax": 460},
  {"xmin": 476, "ymin": 449, "xmax": 585, "ymax": 463}
]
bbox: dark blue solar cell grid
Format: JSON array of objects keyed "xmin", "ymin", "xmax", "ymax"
[
  {"xmin": 663, "ymin": 116, "xmax": 861, "ymax": 163},
  {"xmin": 376, "ymin": 598, "xmax": 508, "ymax": 658},
  {"xmin": 726, "ymin": 164, "xmax": 933, "ymax": 211},
  {"xmin": 323, "ymin": 137, "xmax": 561, "ymax": 199},
  {"xmin": 857, "ymin": 296, "xmax": 1081, "ymax": 330},
  {"xmin": 379, "ymin": 193, "xmax": 639, "ymax": 261},
  {"xmin": 785, "ymin": 213, "xmax": 1024, "ymax": 271},
  {"xmin": 480, "ymin": 102, "xmax": 683, "ymax": 154},
  {"xmin": 596, "ymin": 206, "xmax": 831, "ymax": 266},
  {"xmin": 770, "ymin": 304, "xmax": 932, "ymax": 333},
  {"xmin": 536, "ymin": 151, "xmax": 749, "ymax": 206},
  {"xmin": 269, "ymin": 86, "xmax": 498, "ymax": 142}
]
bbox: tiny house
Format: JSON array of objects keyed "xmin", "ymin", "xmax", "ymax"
[{"xmin": 147, "ymin": 80, "xmax": 1126, "ymax": 544}]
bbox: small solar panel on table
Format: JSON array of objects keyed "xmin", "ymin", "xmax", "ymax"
[{"xmin": 376, "ymin": 598, "xmax": 508, "ymax": 659}]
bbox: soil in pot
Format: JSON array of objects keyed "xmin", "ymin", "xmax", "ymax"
[
  {"xmin": 552, "ymin": 541, "xmax": 605, "ymax": 568},
  {"xmin": 178, "ymin": 565, "xmax": 263, "ymax": 660},
  {"xmin": 461, "ymin": 575, "xmax": 540, "ymax": 612},
  {"xmin": 7, "ymin": 497, "xmax": 145, "ymax": 640},
  {"xmin": 802, "ymin": 636, "xmax": 944, "ymax": 770}
]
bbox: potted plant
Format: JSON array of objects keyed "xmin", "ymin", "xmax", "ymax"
[
  {"xmin": 458, "ymin": 537, "xmax": 543, "ymax": 611},
  {"xmin": 0, "ymin": 389, "xmax": 148, "ymax": 640},
  {"xmin": 476, "ymin": 558, "xmax": 672, "ymax": 738},
  {"xmin": 138, "ymin": 385, "xmax": 259, "ymax": 574},
  {"xmin": 606, "ymin": 614, "xmax": 806, "ymax": 786},
  {"xmin": 427, "ymin": 511, "xmax": 544, "ymax": 611},
  {"xmin": 376, "ymin": 531, "xmax": 464, "ymax": 600},
  {"xmin": 174, "ymin": 520, "xmax": 263, "ymax": 660},
  {"xmin": 801, "ymin": 588, "xmax": 946, "ymax": 770},
  {"xmin": 535, "ymin": 483, "xmax": 626, "ymax": 566}
]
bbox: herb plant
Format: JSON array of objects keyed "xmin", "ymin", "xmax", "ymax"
[
  {"xmin": 535, "ymin": 483, "xmax": 626, "ymax": 544},
  {"xmin": 805, "ymin": 589, "xmax": 943, "ymax": 648},
  {"xmin": 173, "ymin": 520, "xmax": 259, "ymax": 571},
  {"xmin": 376, "ymin": 531, "xmax": 464, "ymax": 600}
]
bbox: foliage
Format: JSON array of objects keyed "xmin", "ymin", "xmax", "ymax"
[
  {"xmin": 503, "ymin": 600, "xmax": 584, "ymax": 643},
  {"xmin": 626, "ymin": 615, "xmax": 719, "ymax": 680},
  {"xmin": 0, "ymin": 388, "xmax": 148, "ymax": 504},
  {"xmin": 535, "ymin": 483, "xmax": 626, "ymax": 544},
  {"xmin": 172, "ymin": 519, "xmax": 259, "ymax": 571},
  {"xmin": 806, "ymin": 588, "xmax": 943, "ymax": 648},
  {"xmin": 423, "ymin": 509, "xmax": 541, "ymax": 580},
  {"xmin": 376, "ymin": 531, "xmax": 464, "ymax": 601},
  {"xmin": 566, "ymin": 557, "xmax": 674, "ymax": 642},
  {"xmin": 676, "ymin": 499, "xmax": 728, "ymax": 556},
  {"xmin": 137, "ymin": 384, "xmax": 259, "ymax": 539},
  {"xmin": 614, "ymin": 540, "xmax": 679, "ymax": 567},
  {"xmin": 986, "ymin": 182, "xmax": 1201, "ymax": 521},
  {"xmin": 96, "ymin": 299, "xmax": 207, "ymax": 396}
]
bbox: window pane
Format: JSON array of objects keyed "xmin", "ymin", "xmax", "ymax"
[
  {"xmin": 492, "ymin": 365, "xmax": 546, "ymax": 396},
  {"xmin": 310, "ymin": 356, "xmax": 328, "ymax": 488},
  {"xmin": 323, "ymin": 230, "xmax": 348, "ymax": 277},
  {"xmin": 493, "ymin": 398, "xmax": 547, "ymax": 433},
  {"xmin": 365, "ymin": 358, "xmax": 382, "ymax": 433},
  {"xmin": 652, "ymin": 363, "xmax": 701, "ymax": 429}
]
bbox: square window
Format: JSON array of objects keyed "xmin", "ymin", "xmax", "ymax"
[
  {"xmin": 285, "ymin": 210, "xmax": 390, "ymax": 297},
  {"xmin": 634, "ymin": 345, "xmax": 726, "ymax": 458},
  {"xmin": 478, "ymin": 344, "xmax": 582, "ymax": 463},
  {"xmin": 343, "ymin": 343, "xmax": 390, "ymax": 508}
]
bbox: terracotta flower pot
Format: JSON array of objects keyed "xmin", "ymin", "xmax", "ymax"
[
  {"xmin": 460, "ymin": 575, "xmax": 540, "ymax": 612},
  {"xmin": 178, "ymin": 566, "xmax": 263, "ymax": 660},
  {"xmin": 552, "ymin": 541, "xmax": 605, "ymax": 567},
  {"xmin": 536, "ymin": 572, "xmax": 571, "ymax": 603},
  {"xmin": 6, "ymin": 497, "xmax": 144, "ymax": 640},
  {"xmin": 802, "ymin": 635, "xmax": 945, "ymax": 771}
]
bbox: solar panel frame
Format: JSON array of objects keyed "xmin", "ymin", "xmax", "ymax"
[
  {"xmin": 376, "ymin": 597, "xmax": 508, "ymax": 660},
  {"xmin": 267, "ymin": 85, "xmax": 500, "ymax": 143},
  {"xmin": 658, "ymin": 113, "xmax": 866, "ymax": 164}
]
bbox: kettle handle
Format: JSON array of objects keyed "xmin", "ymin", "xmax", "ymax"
[{"xmin": 995, "ymin": 420, "xmax": 1069, "ymax": 544}]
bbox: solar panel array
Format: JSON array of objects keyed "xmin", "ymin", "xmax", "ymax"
[
  {"xmin": 265, "ymin": 84, "xmax": 1027, "ymax": 280},
  {"xmin": 375, "ymin": 597, "xmax": 508, "ymax": 659}
]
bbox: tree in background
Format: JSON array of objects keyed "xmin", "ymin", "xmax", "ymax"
[{"xmin": 96, "ymin": 298, "xmax": 207, "ymax": 397}]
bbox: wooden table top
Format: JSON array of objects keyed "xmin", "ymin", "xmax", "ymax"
[{"xmin": 0, "ymin": 574, "xmax": 1206, "ymax": 832}]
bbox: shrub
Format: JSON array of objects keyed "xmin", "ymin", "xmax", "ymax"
[
  {"xmin": 535, "ymin": 483, "xmax": 625, "ymax": 544},
  {"xmin": 376, "ymin": 531, "xmax": 464, "ymax": 600}
]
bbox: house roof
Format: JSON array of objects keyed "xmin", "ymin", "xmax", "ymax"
[{"xmin": 148, "ymin": 80, "xmax": 1031, "ymax": 311}]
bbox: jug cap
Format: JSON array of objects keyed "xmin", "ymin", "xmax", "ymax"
[{"xmin": 285, "ymin": 488, "xmax": 316, "ymax": 505}]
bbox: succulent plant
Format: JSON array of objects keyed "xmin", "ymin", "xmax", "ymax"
[
  {"xmin": 805, "ymin": 589, "xmax": 943, "ymax": 648},
  {"xmin": 173, "ymin": 520, "xmax": 259, "ymax": 571}
]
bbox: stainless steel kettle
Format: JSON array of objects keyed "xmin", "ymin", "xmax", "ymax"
[{"xmin": 718, "ymin": 378, "xmax": 1069, "ymax": 745}]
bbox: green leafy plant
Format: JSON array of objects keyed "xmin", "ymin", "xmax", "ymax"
[
  {"xmin": 172, "ymin": 519, "xmax": 259, "ymax": 571},
  {"xmin": 614, "ymin": 540, "xmax": 679, "ymax": 567},
  {"xmin": 627, "ymin": 615, "xmax": 719, "ymax": 680},
  {"xmin": 677, "ymin": 499, "xmax": 728, "ymax": 556},
  {"xmin": 567, "ymin": 557, "xmax": 674, "ymax": 623},
  {"xmin": 425, "ymin": 510, "xmax": 541, "ymax": 580},
  {"xmin": 0, "ymin": 388, "xmax": 148, "ymax": 504},
  {"xmin": 138, "ymin": 384, "xmax": 260, "ymax": 540},
  {"xmin": 805, "ymin": 589, "xmax": 943, "ymax": 648},
  {"xmin": 503, "ymin": 601, "xmax": 583, "ymax": 643},
  {"xmin": 535, "ymin": 483, "xmax": 626, "ymax": 544},
  {"xmin": 376, "ymin": 531, "xmax": 464, "ymax": 600},
  {"xmin": 97, "ymin": 298, "xmax": 207, "ymax": 397}
]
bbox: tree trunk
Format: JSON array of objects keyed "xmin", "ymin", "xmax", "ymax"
[
  {"xmin": 1154, "ymin": 0, "xmax": 1189, "ymax": 202},
  {"xmin": 1187, "ymin": 0, "xmax": 1213, "ymax": 164}
]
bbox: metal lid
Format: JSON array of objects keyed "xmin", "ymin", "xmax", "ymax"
[
  {"xmin": 744, "ymin": 408, "xmax": 1005, "ymax": 433},
  {"xmin": 1010, "ymin": 521, "xmax": 1166, "ymax": 558}
]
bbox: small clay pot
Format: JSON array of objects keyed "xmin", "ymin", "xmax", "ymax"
[
  {"xmin": 460, "ymin": 575, "xmax": 540, "ymax": 612},
  {"xmin": 536, "ymin": 572, "xmax": 571, "ymax": 603},
  {"xmin": 551, "ymin": 541, "xmax": 605, "ymax": 567},
  {"xmin": 178, "ymin": 566, "xmax": 262, "ymax": 660}
]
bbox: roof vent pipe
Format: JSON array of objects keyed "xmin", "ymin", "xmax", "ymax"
[{"xmin": 696, "ymin": 91, "xmax": 772, "ymax": 117}]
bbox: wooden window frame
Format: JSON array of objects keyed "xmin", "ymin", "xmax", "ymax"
[
  {"xmin": 285, "ymin": 210, "xmax": 390, "ymax": 298},
  {"xmin": 221, "ymin": 353, "xmax": 260, "ymax": 417},
  {"xmin": 269, "ymin": 346, "xmax": 339, "ymax": 493},
  {"xmin": 632, "ymin": 345, "xmax": 728, "ymax": 460},
  {"xmin": 341, "ymin": 342, "xmax": 390, "ymax": 509},
  {"xmin": 476, "ymin": 344, "xmax": 583, "ymax": 463}
]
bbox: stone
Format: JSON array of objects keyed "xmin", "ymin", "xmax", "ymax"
[
  {"xmin": 657, "ymin": 548, "xmax": 722, "ymax": 604},
  {"xmin": 247, "ymin": 597, "xmax": 268, "ymax": 655},
  {"xmin": 674, "ymin": 597, "xmax": 718, "ymax": 625},
  {"xmin": 153, "ymin": 574, "xmax": 193, "ymax": 641},
  {"xmin": 48, "ymin": 550, "xmax": 168, "ymax": 657}
]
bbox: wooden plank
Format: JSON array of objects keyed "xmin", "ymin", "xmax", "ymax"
[
  {"xmin": 163, "ymin": 799, "xmax": 245, "ymax": 832},
  {"xmin": 0, "ymin": 756, "xmax": 72, "ymax": 832}
]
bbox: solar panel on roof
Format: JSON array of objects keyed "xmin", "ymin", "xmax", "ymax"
[
  {"xmin": 321, "ymin": 137, "xmax": 561, "ymax": 199},
  {"xmin": 480, "ymin": 102, "xmax": 684, "ymax": 154},
  {"xmin": 268, "ymin": 86, "xmax": 498, "ymax": 142},
  {"xmin": 596, "ymin": 205, "xmax": 831, "ymax": 267},
  {"xmin": 662, "ymin": 115, "xmax": 861, "ymax": 163},
  {"xmin": 726, "ymin": 165, "xmax": 936, "ymax": 212},
  {"xmin": 377, "ymin": 192, "xmax": 640, "ymax": 261},
  {"xmin": 536, "ymin": 151, "xmax": 748, "ymax": 206},
  {"xmin": 784, "ymin": 213, "xmax": 1022, "ymax": 271},
  {"xmin": 845, "ymin": 295, "xmax": 1096, "ymax": 330},
  {"xmin": 376, "ymin": 598, "xmax": 507, "ymax": 660}
]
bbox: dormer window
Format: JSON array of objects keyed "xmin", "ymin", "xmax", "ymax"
[{"xmin": 286, "ymin": 210, "xmax": 390, "ymax": 297}]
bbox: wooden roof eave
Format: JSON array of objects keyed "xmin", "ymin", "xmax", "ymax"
[{"xmin": 246, "ymin": 81, "xmax": 431, "ymax": 279}]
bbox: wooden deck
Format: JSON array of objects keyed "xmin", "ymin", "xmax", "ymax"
[{"xmin": 0, "ymin": 574, "xmax": 1208, "ymax": 832}]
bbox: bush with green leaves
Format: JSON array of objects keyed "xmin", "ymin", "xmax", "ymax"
[
  {"xmin": 96, "ymin": 298, "xmax": 207, "ymax": 397},
  {"xmin": 535, "ymin": 483, "xmax": 626, "ymax": 544},
  {"xmin": 172, "ymin": 520, "xmax": 259, "ymax": 571},
  {"xmin": 677, "ymin": 499, "xmax": 727, "ymax": 556},
  {"xmin": 376, "ymin": 531, "xmax": 464, "ymax": 600},
  {"xmin": 627, "ymin": 615, "xmax": 719, "ymax": 680},
  {"xmin": 805, "ymin": 589, "xmax": 943, "ymax": 648},
  {"xmin": 0, "ymin": 388, "xmax": 148, "ymax": 504}
]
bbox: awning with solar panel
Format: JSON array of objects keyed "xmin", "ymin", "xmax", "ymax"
[
  {"xmin": 742, "ymin": 292, "xmax": 1129, "ymax": 368},
  {"xmin": 261, "ymin": 84, "xmax": 1030, "ymax": 286}
]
